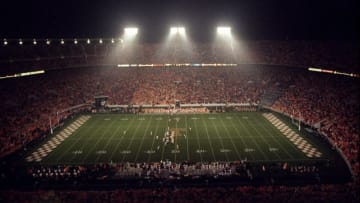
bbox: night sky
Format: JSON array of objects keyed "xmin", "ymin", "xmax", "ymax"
[{"xmin": 0, "ymin": 0, "xmax": 358, "ymax": 42}]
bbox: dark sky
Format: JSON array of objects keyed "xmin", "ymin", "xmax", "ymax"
[{"xmin": 0, "ymin": 0, "xmax": 358, "ymax": 41}]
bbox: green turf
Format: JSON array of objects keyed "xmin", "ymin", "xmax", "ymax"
[{"xmin": 32, "ymin": 112, "xmax": 334, "ymax": 165}]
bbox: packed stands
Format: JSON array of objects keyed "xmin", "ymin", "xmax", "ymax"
[{"xmin": 0, "ymin": 40, "xmax": 359, "ymax": 201}]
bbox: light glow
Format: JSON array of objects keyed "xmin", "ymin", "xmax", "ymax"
[
  {"xmin": 170, "ymin": 27, "xmax": 186, "ymax": 35},
  {"xmin": 117, "ymin": 64, "xmax": 130, "ymax": 67},
  {"xmin": 117, "ymin": 63, "xmax": 237, "ymax": 68},
  {"xmin": 124, "ymin": 27, "xmax": 138, "ymax": 35},
  {"xmin": 308, "ymin": 67, "xmax": 322, "ymax": 72},
  {"xmin": 178, "ymin": 27, "xmax": 185, "ymax": 35},
  {"xmin": 217, "ymin": 27, "xmax": 231, "ymax": 35},
  {"xmin": 308, "ymin": 67, "xmax": 360, "ymax": 78},
  {"xmin": 0, "ymin": 70, "xmax": 45, "ymax": 80},
  {"xmin": 170, "ymin": 27, "xmax": 178, "ymax": 34}
]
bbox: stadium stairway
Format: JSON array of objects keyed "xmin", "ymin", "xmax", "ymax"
[{"xmin": 259, "ymin": 86, "xmax": 286, "ymax": 107}]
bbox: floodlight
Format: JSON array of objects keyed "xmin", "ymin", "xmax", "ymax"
[
  {"xmin": 3, "ymin": 39, "xmax": 7, "ymax": 45},
  {"xmin": 60, "ymin": 39, "xmax": 65, "ymax": 44},
  {"xmin": 170, "ymin": 27, "xmax": 178, "ymax": 34},
  {"xmin": 74, "ymin": 39, "xmax": 78, "ymax": 44},
  {"xmin": 99, "ymin": 39, "xmax": 103, "ymax": 44},
  {"xmin": 170, "ymin": 27, "xmax": 186, "ymax": 35},
  {"xmin": 87, "ymin": 39, "xmax": 91, "ymax": 44},
  {"xmin": 33, "ymin": 39, "xmax": 37, "ymax": 45},
  {"xmin": 217, "ymin": 27, "xmax": 231, "ymax": 35},
  {"xmin": 178, "ymin": 27, "xmax": 185, "ymax": 35},
  {"xmin": 46, "ymin": 39, "xmax": 51, "ymax": 45},
  {"xmin": 19, "ymin": 39, "xmax": 23, "ymax": 45},
  {"xmin": 124, "ymin": 27, "xmax": 138, "ymax": 35},
  {"xmin": 111, "ymin": 38, "xmax": 115, "ymax": 43}
]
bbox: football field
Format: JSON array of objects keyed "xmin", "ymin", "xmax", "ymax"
[{"xmin": 25, "ymin": 112, "xmax": 332, "ymax": 165}]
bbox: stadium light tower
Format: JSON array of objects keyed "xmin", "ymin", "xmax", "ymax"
[
  {"xmin": 178, "ymin": 27, "xmax": 185, "ymax": 35},
  {"xmin": 123, "ymin": 27, "xmax": 139, "ymax": 44},
  {"xmin": 124, "ymin": 27, "xmax": 138, "ymax": 36},
  {"xmin": 170, "ymin": 27, "xmax": 178, "ymax": 35},
  {"xmin": 215, "ymin": 26, "xmax": 237, "ymax": 60},
  {"xmin": 170, "ymin": 27, "xmax": 186, "ymax": 35},
  {"xmin": 217, "ymin": 26, "xmax": 231, "ymax": 35}
]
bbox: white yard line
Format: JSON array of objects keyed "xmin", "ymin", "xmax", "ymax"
[
  {"xmin": 134, "ymin": 115, "xmax": 154, "ymax": 162},
  {"xmin": 209, "ymin": 118, "xmax": 229, "ymax": 161},
  {"xmin": 234, "ymin": 114, "xmax": 269, "ymax": 160},
  {"xmin": 200, "ymin": 114, "xmax": 217, "ymax": 161},
  {"xmin": 217, "ymin": 116, "xmax": 242, "ymax": 160},
  {"xmin": 109, "ymin": 116, "xmax": 137, "ymax": 161}
]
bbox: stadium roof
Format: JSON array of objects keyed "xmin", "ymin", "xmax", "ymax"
[{"xmin": 0, "ymin": 0, "xmax": 358, "ymax": 41}]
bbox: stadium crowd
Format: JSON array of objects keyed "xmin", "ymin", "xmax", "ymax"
[
  {"xmin": 0, "ymin": 183, "xmax": 358, "ymax": 203},
  {"xmin": 0, "ymin": 66, "xmax": 277, "ymax": 157},
  {"xmin": 0, "ymin": 41, "xmax": 359, "ymax": 201},
  {"xmin": 272, "ymin": 72, "xmax": 360, "ymax": 177},
  {"xmin": 34, "ymin": 162, "xmax": 329, "ymax": 188}
]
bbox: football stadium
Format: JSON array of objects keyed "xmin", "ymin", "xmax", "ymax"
[{"xmin": 0, "ymin": 0, "xmax": 359, "ymax": 202}]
